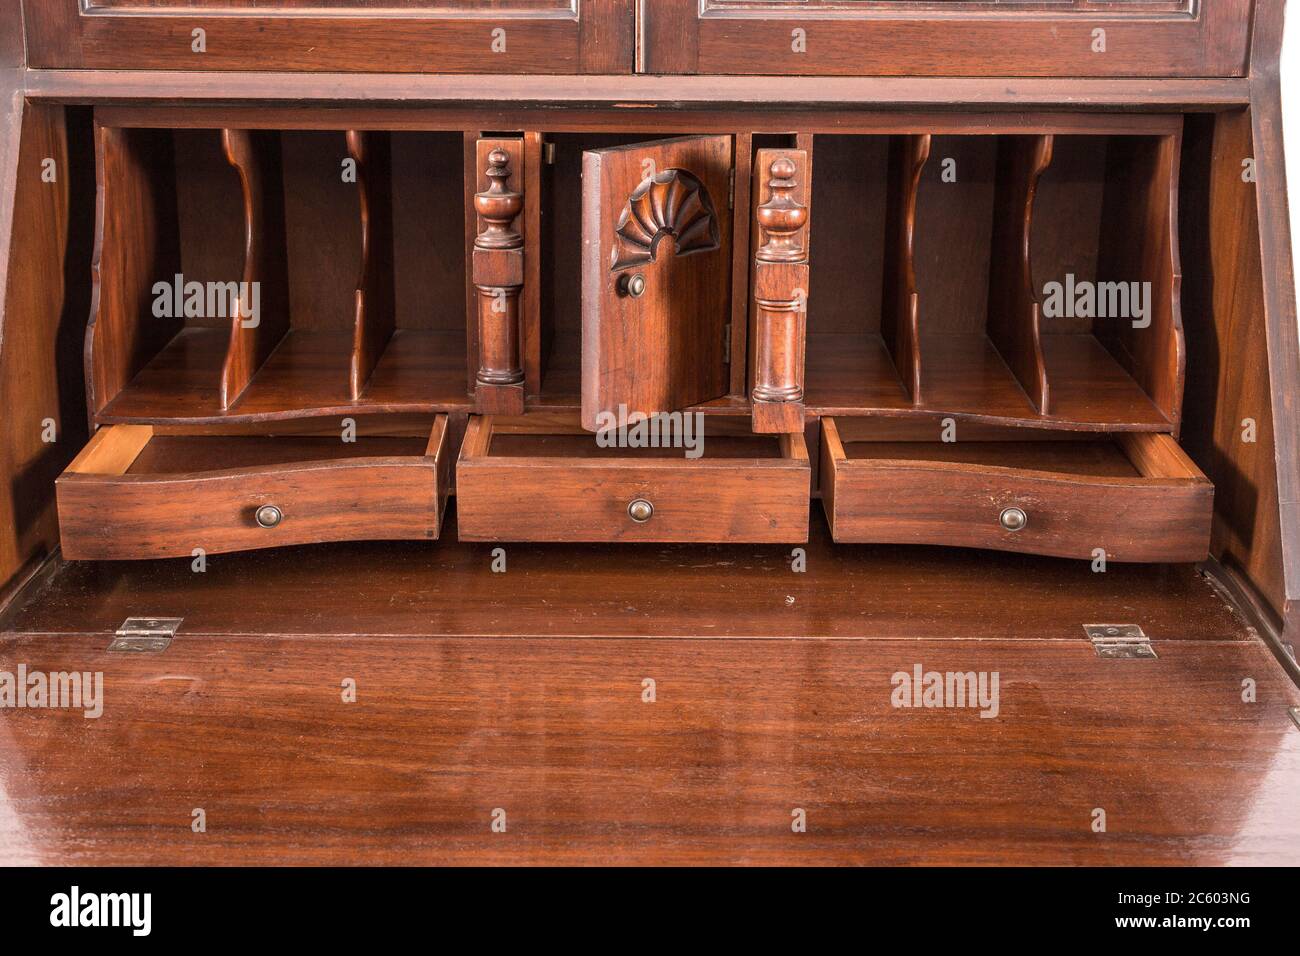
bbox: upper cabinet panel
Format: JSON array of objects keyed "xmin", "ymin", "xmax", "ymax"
[
  {"xmin": 24, "ymin": 0, "xmax": 634, "ymax": 72},
  {"xmin": 642, "ymin": 0, "xmax": 1252, "ymax": 77}
]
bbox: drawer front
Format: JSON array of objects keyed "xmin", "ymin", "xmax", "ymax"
[
  {"xmin": 457, "ymin": 419, "xmax": 810, "ymax": 543},
  {"xmin": 821, "ymin": 424, "xmax": 1213, "ymax": 562},
  {"xmin": 56, "ymin": 420, "xmax": 451, "ymax": 559},
  {"xmin": 25, "ymin": 1, "xmax": 631, "ymax": 74}
]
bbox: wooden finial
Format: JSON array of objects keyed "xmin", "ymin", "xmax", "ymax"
[
  {"xmin": 756, "ymin": 156, "xmax": 808, "ymax": 263},
  {"xmin": 475, "ymin": 148, "xmax": 523, "ymax": 250}
]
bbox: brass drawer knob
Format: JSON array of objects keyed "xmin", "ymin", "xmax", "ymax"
[
  {"xmin": 619, "ymin": 273, "xmax": 647, "ymax": 298},
  {"xmin": 255, "ymin": 504, "xmax": 283, "ymax": 529},
  {"xmin": 999, "ymin": 507, "xmax": 1028, "ymax": 532},
  {"xmin": 628, "ymin": 499, "xmax": 654, "ymax": 523}
]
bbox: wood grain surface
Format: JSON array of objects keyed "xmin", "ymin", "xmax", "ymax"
[
  {"xmin": 22, "ymin": 0, "xmax": 632, "ymax": 74},
  {"xmin": 56, "ymin": 418, "xmax": 452, "ymax": 559},
  {"xmin": 5, "ymin": 507, "xmax": 1253, "ymax": 642},
  {"xmin": 0, "ymin": 628, "xmax": 1295, "ymax": 865},
  {"xmin": 581, "ymin": 135, "xmax": 733, "ymax": 432}
]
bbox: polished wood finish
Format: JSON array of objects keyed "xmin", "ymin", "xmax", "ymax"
[
  {"xmin": 822, "ymin": 417, "xmax": 1213, "ymax": 561},
  {"xmin": 86, "ymin": 124, "xmax": 182, "ymax": 416},
  {"xmin": 218, "ymin": 128, "xmax": 290, "ymax": 409},
  {"xmin": 2, "ymin": 634, "xmax": 1295, "ymax": 866},
  {"xmin": 0, "ymin": 96, "xmax": 89, "ymax": 605},
  {"xmin": 5, "ymin": 508, "xmax": 1255, "ymax": 642},
  {"xmin": 581, "ymin": 135, "xmax": 732, "ymax": 431},
  {"xmin": 458, "ymin": 414, "xmax": 810, "ymax": 542},
  {"xmin": 346, "ymin": 129, "xmax": 396, "ymax": 401},
  {"xmin": 472, "ymin": 138, "xmax": 525, "ymax": 415},
  {"xmin": 881, "ymin": 134, "xmax": 930, "ymax": 406},
  {"xmin": 24, "ymin": 0, "xmax": 634, "ymax": 74},
  {"xmin": 988, "ymin": 134, "xmax": 1053, "ymax": 414},
  {"xmin": 56, "ymin": 416, "xmax": 452, "ymax": 559},
  {"xmin": 1236, "ymin": 0, "xmax": 1300, "ymax": 651},
  {"xmin": 643, "ymin": 0, "xmax": 1252, "ymax": 78},
  {"xmin": 750, "ymin": 148, "xmax": 809, "ymax": 434},
  {"xmin": 1095, "ymin": 133, "xmax": 1186, "ymax": 426},
  {"xmin": 1, "ymin": 0, "xmax": 1298, "ymax": 869}
]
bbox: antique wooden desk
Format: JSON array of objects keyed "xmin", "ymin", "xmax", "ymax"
[{"xmin": 1, "ymin": 1, "xmax": 1298, "ymax": 865}]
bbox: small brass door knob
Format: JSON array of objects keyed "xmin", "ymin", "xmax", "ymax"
[
  {"xmin": 628, "ymin": 499, "xmax": 654, "ymax": 523},
  {"xmin": 999, "ymin": 507, "xmax": 1028, "ymax": 532},
  {"xmin": 620, "ymin": 273, "xmax": 647, "ymax": 298},
  {"xmin": 255, "ymin": 504, "xmax": 283, "ymax": 529}
]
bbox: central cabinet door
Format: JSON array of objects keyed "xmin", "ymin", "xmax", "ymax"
[{"xmin": 581, "ymin": 136, "xmax": 733, "ymax": 432}]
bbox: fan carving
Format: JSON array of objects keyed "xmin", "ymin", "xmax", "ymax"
[{"xmin": 611, "ymin": 168, "xmax": 720, "ymax": 272}]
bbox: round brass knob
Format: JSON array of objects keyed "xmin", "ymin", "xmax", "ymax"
[
  {"xmin": 255, "ymin": 504, "xmax": 283, "ymax": 529},
  {"xmin": 628, "ymin": 499, "xmax": 654, "ymax": 523},
  {"xmin": 999, "ymin": 507, "xmax": 1028, "ymax": 532},
  {"xmin": 620, "ymin": 273, "xmax": 647, "ymax": 298}
]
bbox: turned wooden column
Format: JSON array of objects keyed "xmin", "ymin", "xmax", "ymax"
[
  {"xmin": 751, "ymin": 151, "xmax": 809, "ymax": 434},
  {"xmin": 473, "ymin": 141, "xmax": 525, "ymax": 415}
]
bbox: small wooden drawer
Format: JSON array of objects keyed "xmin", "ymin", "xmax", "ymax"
[
  {"xmin": 820, "ymin": 418, "xmax": 1214, "ymax": 562},
  {"xmin": 457, "ymin": 414, "xmax": 810, "ymax": 542},
  {"xmin": 56, "ymin": 417, "xmax": 454, "ymax": 560}
]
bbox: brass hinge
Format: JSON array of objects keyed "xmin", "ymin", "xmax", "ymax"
[
  {"xmin": 723, "ymin": 323, "xmax": 732, "ymax": 362},
  {"xmin": 1085, "ymin": 624, "xmax": 1156, "ymax": 660},
  {"xmin": 109, "ymin": 617, "xmax": 182, "ymax": 652}
]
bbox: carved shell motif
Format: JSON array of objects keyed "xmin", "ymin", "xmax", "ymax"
[{"xmin": 611, "ymin": 168, "xmax": 720, "ymax": 272}]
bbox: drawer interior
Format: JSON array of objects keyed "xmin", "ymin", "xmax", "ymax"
[
  {"xmin": 834, "ymin": 434, "xmax": 1194, "ymax": 480},
  {"xmin": 67, "ymin": 422, "xmax": 445, "ymax": 478},
  {"xmin": 476, "ymin": 414, "xmax": 793, "ymax": 461}
]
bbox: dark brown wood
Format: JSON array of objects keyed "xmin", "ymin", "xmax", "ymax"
[
  {"xmin": 219, "ymin": 128, "xmax": 290, "ymax": 409},
  {"xmin": 0, "ymin": 99, "xmax": 90, "ymax": 603},
  {"xmin": 23, "ymin": 0, "xmax": 632, "ymax": 74},
  {"xmin": 643, "ymin": 0, "xmax": 1252, "ymax": 78},
  {"xmin": 804, "ymin": 332, "xmax": 1169, "ymax": 430},
  {"xmin": 1095, "ymin": 133, "xmax": 1185, "ymax": 426},
  {"xmin": 23, "ymin": 72, "xmax": 1254, "ymax": 112},
  {"xmin": 346, "ymin": 129, "xmax": 396, "ymax": 400},
  {"xmin": 822, "ymin": 417, "xmax": 1213, "ymax": 561},
  {"xmin": 1244, "ymin": 0, "xmax": 1300, "ymax": 650},
  {"xmin": 472, "ymin": 138, "xmax": 525, "ymax": 415},
  {"xmin": 1, "ymin": 504, "xmax": 1255, "ymax": 643},
  {"xmin": 86, "ymin": 124, "xmax": 182, "ymax": 416},
  {"xmin": 881, "ymin": 134, "xmax": 930, "ymax": 406},
  {"xmin": 2, "ymin": 628, "xmax": 1296, "ymax": 866},
  {"xmin": 56, "ymin": 416, "xmax": 452, "ymax": 559},
  {"xmin": 580, "ymin": 134, "xmax": 733, "ymax": 431},
  {"xmin": 988, "ymin": 134, "xmax": 1053, "ymax": 414},
  {"xmin": 1, "ymin": 0, "xmax": 1297, "ymax": 870},
  {"xmin": 458, "ymin": 414, "xmax": 810, "ymax": 542},
  {"xmin": 750, "ymin": 148, "xmax": 809, "ymax": 434}
]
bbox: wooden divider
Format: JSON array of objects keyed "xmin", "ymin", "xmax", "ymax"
[
  {"xmin": 346, "ymin": 130, "xmax": 396, "ymax": 400},
  {"xmin": 1096, "ymin": 134, "xmax": 1185, "ymax": 425},
  {"xmin": 987, "ymin": 134, "xmax": 1054, "ymax": 415},
  {"xmin": 86, "ymin": 125, "xmax": 182, "ymax": 415},
  {"xmin": 881, "ymin": 134, "xmax": 931, "ymax": 407},
  {"xmin": 219, "ymin": 128, "xmax": 289, "ymax": 410}
]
